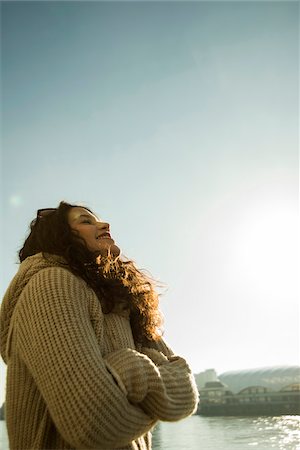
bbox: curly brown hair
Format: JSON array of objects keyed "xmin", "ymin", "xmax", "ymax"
[{"xmin": 19, "ymin": 201, "xmax": 163, "ymax": 343}]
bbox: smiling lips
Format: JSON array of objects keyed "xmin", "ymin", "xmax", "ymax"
[{"xmin": 97, "ymin": 232, "xmax": 112, "ymax": 240}]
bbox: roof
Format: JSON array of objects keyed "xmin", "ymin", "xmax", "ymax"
[
  {"xmin": 218, "ymin": 365, "xmax": 300, "ymax": 394},
  {"xmin": 205, "ymin": 381, "xmax": 224, "ymax": 389}
]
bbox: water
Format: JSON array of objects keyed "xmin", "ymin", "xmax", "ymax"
[
  {"xmin": 153, "ymin": 416, "xmax": 300, "ymax": 450},
  {"xmin": 0, "ymin": 421, "xmax": 8, "ymax": 450},
  {"xmin": 1, "ymin": 415, "xmax": 299, "ymax": 450}
]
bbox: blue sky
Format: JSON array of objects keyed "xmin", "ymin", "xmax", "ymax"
[{"xmin": 0, "ymin": 1, "xmax": 299, "ymax": 404}]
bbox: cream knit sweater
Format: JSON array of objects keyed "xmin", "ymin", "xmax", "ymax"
[{"xmin": 0, "ymin": 253, "xmax": 199, "ymax": 450}]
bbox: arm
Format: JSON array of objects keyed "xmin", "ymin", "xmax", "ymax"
[
  {"xmin": 140, "ymin": 347, "xmax": 199, "ymax": 421},
  {"xmin": 15, "ymin": 267, "xmax": 155, "ymax": 449},
  {"xmin": 140, "ymin": 337, "xmax": 175, "ymax": 358},
  {"xmin": 104, "ymin": 344, "xmax": 199, "ymax": 422}
]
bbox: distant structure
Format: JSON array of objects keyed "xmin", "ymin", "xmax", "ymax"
[
  {"xmin": 194, "ymin": 369, "xmax": 218, "ymax": 390},
  {"xmin": 196, "ymin": 365, "xmax": 300, "ymax": 416}
]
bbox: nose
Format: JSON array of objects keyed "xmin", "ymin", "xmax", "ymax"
[{"xmin": 97, "ymin": 221, "xmax": 110, "ymax": 232}]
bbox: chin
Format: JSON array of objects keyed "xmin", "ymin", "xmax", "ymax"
[{"xmin": 109, "ymin": 244, "xmax": 121, "ymax": 257}]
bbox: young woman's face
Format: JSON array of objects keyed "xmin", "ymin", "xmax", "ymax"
[{"xmin": 68, "ymin": 207, "xmax": 120, "ymax": 257}]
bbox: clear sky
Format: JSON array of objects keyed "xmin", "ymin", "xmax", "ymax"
[{"xmin": 0, "ymin": 1, "xmax": 299, "ymax": 405}]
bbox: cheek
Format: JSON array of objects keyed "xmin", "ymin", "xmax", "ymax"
[
  {"xmin": 73, "ymin": 228, "xmax": 94, "ymax": 244},
  {"xmin": 84, "ymin": 232, "xmax": 96, "ymax": 244}
]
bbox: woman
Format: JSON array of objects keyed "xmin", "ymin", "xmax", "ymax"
[{"xmin": 0, "ymin": 201, "xmax": 199, "ymax": 450}]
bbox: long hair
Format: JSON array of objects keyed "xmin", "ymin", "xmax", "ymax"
[{"xmin": 19, "ymin": 201, "xmax": 163, "ymax": 343}]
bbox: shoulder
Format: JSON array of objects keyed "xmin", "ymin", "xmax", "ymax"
[
  {"xmin": 27, "ymin": 265, "xmax": 88, "ymax": 293},
  {"xmin": 19, "ymin": 265, "xmax": 97, "ymax": 319}
]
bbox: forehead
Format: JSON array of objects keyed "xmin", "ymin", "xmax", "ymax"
[{"xmin": 68, "ymin": 207, "xmax": 99, "ymax": 222}]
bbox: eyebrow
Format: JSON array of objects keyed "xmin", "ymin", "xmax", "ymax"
[{"xmin": 74, "ymin": 214, "xmax": 96, "ymax": 222}]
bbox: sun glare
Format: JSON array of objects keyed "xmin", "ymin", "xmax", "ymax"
[{"xmin": 230, "ymin": 198, "xmax": 298, "ymax": 300}]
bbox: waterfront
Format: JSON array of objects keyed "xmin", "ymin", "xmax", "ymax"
[
  {"xmin": 1, "ymin": 415, "xmax": 300, "ymax": 449},
  {"xmin": 153, "ymin": 415, "xmax": 300, "ymax": 449}
]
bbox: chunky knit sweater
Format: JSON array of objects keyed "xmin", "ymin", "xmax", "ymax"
[{"xmin": 0, "ymin": 253, "xmax": 199, "ymax": 450}]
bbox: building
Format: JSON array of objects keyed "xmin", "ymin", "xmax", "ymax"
[
  {"xmin": 197, "ymin": 365, "xmax": 300, "ymax": 416},
  {"xmin": 194, "ymin": 369, "xmax": 218, "ymax": 390}
]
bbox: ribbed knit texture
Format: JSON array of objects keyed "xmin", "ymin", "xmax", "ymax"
[{"xmin": 0, "ymin": 253, "xmax": 199, "ymax": 450}]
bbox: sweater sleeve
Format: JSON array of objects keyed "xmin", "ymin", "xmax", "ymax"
[
  {"xmin": 104, "ymin": 347, "xmax": 199, "ymax": 422},
  {"xmin": 141, "ymin": 341, "xmax": 199, "ymax": 420},
  {"xmin": 142, "ymin": 337, "xmax": 175, "ymax": 359},
  {"xmin": 15, "ymin": 267, "xmax": 155, "ymax": 449},
  {"xmin": 140, "ymin": 350, "xmax": 199, "ymax": 421}
]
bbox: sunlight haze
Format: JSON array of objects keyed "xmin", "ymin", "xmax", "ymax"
[{"xmin": 0, "ymin": 1, "xmax": 299, "ymax": 405}]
